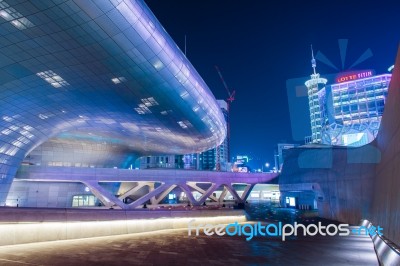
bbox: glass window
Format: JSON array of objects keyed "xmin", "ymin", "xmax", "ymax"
[
  {"xmin": 72, "ymin": 195, "xmax": 97, "ymax": 207},
  {"xmin": 350, "ymin": 104, "xmax": 358, "ymax": 111},
  {"xmin": 368, "ymin": 102, "xmax": 376, "ymax": 109}
]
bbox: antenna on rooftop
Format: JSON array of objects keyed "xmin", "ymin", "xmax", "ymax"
[
  {"xmin": 184, "ymin": 35, "xmax": 187, "ymax": 56},
  {"xmin": 311, "ymin": 44, "xmax": 317, "ymax": 74}
]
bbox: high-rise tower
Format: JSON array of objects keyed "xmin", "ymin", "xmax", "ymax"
[{"xmin": 305, "ymin": 46, "xmax": 328, "ymax": 143}]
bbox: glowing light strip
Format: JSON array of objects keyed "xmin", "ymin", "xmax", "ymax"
[{"xmin": 0, "ymin": 215, "xmax": 246, "ymax": 247}]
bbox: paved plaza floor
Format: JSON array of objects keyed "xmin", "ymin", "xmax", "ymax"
[{"xmin": 0, "ymin": 224, "xmax": 378, "ymax": 266}]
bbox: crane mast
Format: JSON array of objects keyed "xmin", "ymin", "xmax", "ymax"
[{"xmin": 214, "ymin": 66, "xmax": 235, "ymax": 171}]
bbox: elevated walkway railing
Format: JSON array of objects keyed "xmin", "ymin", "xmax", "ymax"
[{"xmin": 361, "ymin": 219, "xmax": 400, "ymax": 266}]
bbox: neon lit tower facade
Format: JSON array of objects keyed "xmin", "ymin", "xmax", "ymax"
[{"xmin": 305, "ymin": 46, "xmax": 328, "ymax": 143}]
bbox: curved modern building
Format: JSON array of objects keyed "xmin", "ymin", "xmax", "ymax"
[{"xmin": 0, "ymin": 0, "xmax": 226, "ymax": 204}]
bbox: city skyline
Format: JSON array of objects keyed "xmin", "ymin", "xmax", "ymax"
[{"xmin": 145, "ymin": 0, "xmax": 400, "ymax": 164}]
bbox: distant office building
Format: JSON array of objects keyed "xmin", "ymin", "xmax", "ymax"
[
  {"xmin": 304, "ymin": 47, "xmax": 391, "ymax": 147},
  {"xmin": 198, "ymin": 149, "xmax": 216, "ymax": 170},
  {"xmin": 276, "ymin": 143, "xmax": 300, "ymax": 171},
  {"xmin": 321, "ymin": 71, "xmax": 391, "ymax": 146},
  {"xmin": 235, "ymin": 155, "xmax": 250, "ymax": 164},
  {"xmin": 139, "ymin": 155, "xmax": 184, "ymax": 169},
  {"xmin": 232, "ymin": 155, "xmax": 250, "ymax": 172},
  {"xmin": 199, "ymin": 100, "xmax": 229, "ymax": 171}
]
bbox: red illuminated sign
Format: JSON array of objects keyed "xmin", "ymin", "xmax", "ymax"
[{"xmin": 336, "ymin": 70, "xmax": 374, "ymax": 83}]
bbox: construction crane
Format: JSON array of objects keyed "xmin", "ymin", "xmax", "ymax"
[{"xmin": 214, "ymin": 65, "xmax": 235, "ymax": 171}]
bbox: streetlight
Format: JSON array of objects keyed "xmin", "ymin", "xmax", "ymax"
[
  {"xmin": 274, "ymin": 154, "xmax": 279, "ymax": 172},
  {"xmin": 262, "ymin": 162, "xmax": 270, "ymax": 172}
]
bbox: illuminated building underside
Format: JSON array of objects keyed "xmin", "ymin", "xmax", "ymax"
[{"xmin": 0, "ymin": 0, "xmax": 226, "ymax": 203}]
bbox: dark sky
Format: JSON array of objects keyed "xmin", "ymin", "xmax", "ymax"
[{"xmin": 144, "ymin": 0, "xmax": 399, "ymax": 167}]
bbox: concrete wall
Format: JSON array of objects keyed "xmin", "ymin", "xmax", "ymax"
[
  {"xmin": 279, "ymin": 146, "xmax": 376, "ymax": 224},
  {"xmin": 372, "ymin": 45, "xmax": 400, "ymax": 246},
  {"xmin": 5, "ymin": 181, "xmax": 90, "ymax": 208},
  {"xmin": 279, "ymin": 44, "xmax": 400, "ymax": 245}
]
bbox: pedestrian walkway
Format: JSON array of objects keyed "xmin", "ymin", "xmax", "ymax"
[{"xmin": 0, "ymin": 223, "xmax": 378, "ymax": 265}]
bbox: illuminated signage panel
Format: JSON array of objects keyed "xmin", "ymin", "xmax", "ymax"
[{"xmin": 336, "ymin": 70, "xmax": 375, "ymax": 83}]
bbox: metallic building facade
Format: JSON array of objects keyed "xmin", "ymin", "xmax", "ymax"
[
  {"xmin": 0, "ymin": 0, "xmax": 226, "ymax": 204},
  {"xmin": 304, "ymin": 51, "xmax": 391, "ymax": 147},
  {"xmin": 138, "ymin": 100, "xmax": 230, "ymax": 171},
  {"xmin": 305, "ymin": 75, "xmax": 328, "ymax": 143},
  {"xmin": 321, "ymin": 73, "xmax": 391, "ymax": 146}
]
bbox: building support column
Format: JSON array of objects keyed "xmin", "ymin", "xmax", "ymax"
[
  {"xmin": 196, "ymin": 183, "xmax": 220, "ymax": 205},
  {"xmin": 118, "ymin": 182, "xmax": 150, "ymax": 201},
  {"xmin": 127, "ymin": 183, "xmax": 171, "ymax": 209},
  {"xmin": 178, "ymin": 183, "xmax": 197, "ymax": 205},
  {"xmin": 83, "ymin": 181, "xmax": 125, "ymax": 209},
  {"xmin": 240, "ymin": 184, "xmax": 255, "ymax": 201},
  {"xmin": 152, "ymin": 184, "xmax": 177, "ymax": 205},
  {"xmin": 186, "ymin": 182, "xmax": 218, "ymax": 202},
  {"xmin": 225, "ymin": 184, "xmax": 244, "ymax": 203}
]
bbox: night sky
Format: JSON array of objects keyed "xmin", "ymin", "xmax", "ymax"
[{"xmin": 144, "ymin": 0, "xmax": 399, "ymax": 167}]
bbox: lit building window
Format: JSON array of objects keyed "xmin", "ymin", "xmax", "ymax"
[
  {"xmin": 72, "ymin": 195, "xmax": 98, "ymax": 207},
  {"xmin": 153, "ymin": 60, "xmax": 163, "ymax": 70},
  {"xmin": 160, "ymin": 110, "xmax": 172, "ymax": 115},
  {"xmin": 38, "ymin": 114, "xmax": 48, "ymax": 120},
  {"xmin": 135, "ymin": 98, "xmax": 158, "ymax": 114},
  {"xmin": 111, "ymin": 77, "xmax": 126, "ymax": 84},
  {"xmin": 0, "ymin": 2, "xmax": 35, "ymax": 30},
  {"xmin": 10, "ymin": 17, "xmax": 34, "ymax": 30},
  {"xmin": 2, "ymin": 116, "xmax": 13, "ymax": 122},
  {"xmin": 134, "ymin": 104, "xmax": 151, "ymax": 114},
  {"xmin": 177, "ymin": 120, "xmax": 192, "ymax": 129},
  {"xmin": 11, "ymin": 140, "xmax": 23, "ymax": 148},
  {"xmin": 9, "ymin": 125, "xmax": 18, "ymax": 131},
  {"xmin": 177, "ymin": 121, "xmax": 187, "ymax": 129},
  {"xmin": 1, "ymin": 128, "xmax": 11, "ymax": 135},
  {"xmin": 36, "ymin": 70, "xmax": 69, "ymax": 88},
  {"xmin": 141, "ymin": 97, "xmax": 159, "ymax": 107}
]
